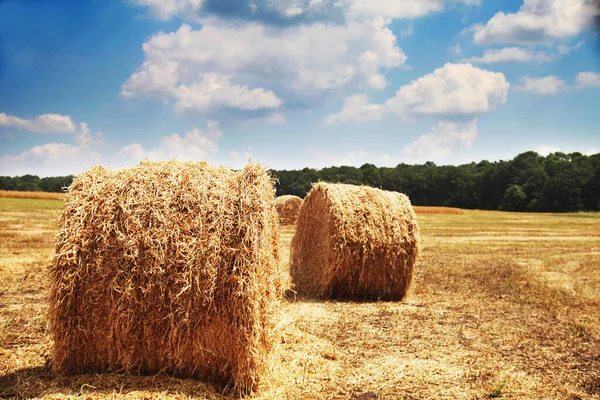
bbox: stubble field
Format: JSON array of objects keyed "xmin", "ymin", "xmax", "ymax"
[{"xmin": 1, "ymin": 196, "xmax": 599, "ymax": 399}]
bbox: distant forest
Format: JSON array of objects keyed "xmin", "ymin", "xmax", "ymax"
[{"xmin": 1, "ymin": 151, "xmax": 599, "ymax": 212}]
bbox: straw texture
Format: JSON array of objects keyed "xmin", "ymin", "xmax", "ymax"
[
  {"xmin": 49, "ymin": 160, "xmax": 280, "ymax": 394},
  {"xmin": 290, "ymin": 182, "xmax": 419, "ymax": 301},
  {"xmin": 275, "ymin": 195, "xmax": 303, "ymax": 225}
]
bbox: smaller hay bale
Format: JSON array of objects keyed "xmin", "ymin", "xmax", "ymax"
[
  {"xmin": 275, "ymin": 195, "xmax": 303, "ymax": 225},
  {"xmin": 290, "ymin": 182, "xmax": 420, "ymax": 301}
]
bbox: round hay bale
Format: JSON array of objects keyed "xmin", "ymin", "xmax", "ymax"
[
  {"xmin": 49, "ymin": 160, "xmax": 280, "ymax": 394},
  {"xmin": 275, "ymin": 195, "xmax": 303, "ymax": 225},
  {"xmin": 290, "ymin": 182, "xmax": 419, "ymax": 301}
]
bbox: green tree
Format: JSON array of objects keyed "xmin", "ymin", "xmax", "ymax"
[{"xmin": 500, "ymin": 185, "xmax": 527, "ymax": 211}]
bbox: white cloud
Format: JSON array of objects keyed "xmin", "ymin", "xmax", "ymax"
[
  {"xmin": 324, "ymin": 94, "xmax": 383, "ymax": 125},
  {"xmin": 473, "ymin": 0, "xmax": 596, "ymax": 45},
  {"xmin": 116, "ymin": 143, "xmax": 153, "ymax": 163},
  {"xmin": 558, "ymin": 40, "xmax": 584, "ymax": 55},
  {"xmin": 0, "ymin": 144, "xmax": 100, "ymax": 176},
  {"xmin": 121, "ymin": 60, "xmax": 179, "ymax": 100},
  {"xmin": 173, "ymin": 73, "xmax": 282, "ymax": 113},
  {"xmin": 448, "ymin": 43, "xmax": 463, "ymax": 56},
  {"xmin": 121, "ymin": 20, "xmax": 406, "ymax": 115},
  {"xmin": 463, "ymin": 47, "xmax": 551, "ymax": 64},
  {"xmin": 344, "ymin": 0, "xmax": 478, "ymax": 20},
  {"xmin": 265, "ymin": 113, "xmax": 287, "ymax": 124},
  {"xmin": 534, "ymin": 146, "xmax": 598, "ymax": 156},
  {"xmin": 73, "ymin": 123, "xmax": 103, "ymax": 148},
  {"xmin": 535, "ymin": 145, "xmax": 561, "ymax": 156},
  {"xmin": 585, "ymin": 148, "xmax": 598, "ymax": 155},
  {"xmin": 0, "ymin": 123, "xmax": 104, "ymax": 176},
  {"xmin": 346, "ymin": 0, "xmax": 442, "ymax": 19},
  {"xmin": 515, "ymin": 75, "xmax": 567, "ymax": 94},
  {"xmin": 131, "ymin": 0, "xmax": 203, "ymax": 20},
  {"xmin": 576, "ymin": 72, "xmax": 600, "ymax": 89},
  {"xmin": 116, "ymin": 120, "xmax": 222, "ymax": 164},
  {"xmin": 400, "ymin": 22, "xmax": 414, "ymax": 37},
  {"xmin": 285, "ymin": 5, "xmax": 304, "ymax": 16},
  {"xmin": 340, "ymin": 150, "xmax": 369, "ymax": 166},
  {"xmin": 0, "ymin": 112, "xmax": 76, "ymax": 134},
  {"xmin": 322, "ymin": 64, "xmax": 506, "ymax": 161},
  {"xmin": 402, "ymin": 119, "xmax": 478, "ymax": 161},
  {"xmin": 385, "ymin": 63, "xmax": 509, "ymax": 119},
  {"xmin": 324, "ymin": 63, "xmax": 508, "ymax": 136},
  {"xmin": 230, "ymin": 150, "xmax": 252, "ymax": 168},
  {"xmin": 131, "ymin": 0, "xmax": 480, "ymax": 22}
]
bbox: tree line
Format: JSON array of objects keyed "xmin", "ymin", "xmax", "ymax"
[
  {"xmin": 0, "ymin": 175, "xmax": 75, "ymax": 193},
  {"xmin": 1, "ymin": 151, "xmax": 598, "ymax": 212},
  {"xmin": 271, "ymin": 151, "xmax": 600, "ymax": 212}
]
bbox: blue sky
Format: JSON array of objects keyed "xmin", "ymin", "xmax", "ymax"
[{"xmin": 0, "ymin": 0, "xmax": 599, "ymax": 176}]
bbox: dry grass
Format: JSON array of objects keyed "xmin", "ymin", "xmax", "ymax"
[
  {"xmin": 49, "ymin": 161, "xmax": 280, "ymax": 394},
  {"xmin": 413, "ymin": 206, "xmax": 464, "ymax": 214},
  {"xmin": 290, "ymin": 183, "xmax": 419, "ymax": 301},
  {"xmin": 0, "ymin": 190, "xmax": 65, "ymax": 200},
  {"xmin": 1, "ymin": 198, "xmax": 599, "ymax": 399}
]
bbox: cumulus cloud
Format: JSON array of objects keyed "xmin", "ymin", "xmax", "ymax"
[
  {"xmin": 576, "ymin": 71, "xmax": 600, "ymax": 89},
  {"xmin": 473, "ymin": 0, "xmax": 596, "ymax": 45},
  {"xmin": 230, "ymin": 150, "xmax": 252, "ymax": 168},
  {"xmin": 340, "ymin": 149, "xmax": 369, "ymax": 166},
  {"xmin": 0, "ymin": 144, "xmax": 100, "ymax": 176},
  {"xmin": 121, "ymin": 60, "xmax": 180, "ymax": 100},
  {"xmin": 535, "ymin": 145, "xmax": 561, "ymax": 156},
  {"xmin": 385, "ymin": 63, "xmax": 509, "ymax": 120},
  {"xmin": 515, "ymin": 75, "xmax": 567, "ymax": 94},
  {"xmin": 116, "ymin": 120, "xmax": 223, "ymax": 164},
  {"xmin": 0, "ymin": 112, "xmax": 76, "ymax": 134},
  {"xmin": 173, "ymin": 73, "xmax": 282, "ymax": 113},
  {"xmin": 325, "ymin": 63, "xmax": 509, "ymax": 126},
  {"xmin": 324, "ymin": 94, "xmax": 383, "ymax": 125},
  {"xmin": 0, "ymin": 123, "xmax": 104, "ymax": 176},
  {"xmin": 322, "ymin": 63, "xmax": 507, "ymax": 160},
  {"xmin": 448, "ymin": 43, "xmax": 463, "ymax": 56},
  {"xmin": 121, "ymin": 20, "xmax": 406, "ymax": 115},
  {"xmin": 264, "ymin": 113, "xmax": 287, "ymax": 124},
  {"xmin": 557, "ymin": 40, "xmax": 584, "ymax": 55},
  {"xmin": 463, "ymin": 47, "xmax": 551, "ymax": 64},
  {"xmin": 534, "ymin": 146, "xmax": 598, "ymax": 156},
  {"xmin": 402, "ymin": 119, "xmax": 478, "ymax": 161},
  {"xmin": 345, "ymin": 0, "xmax": 445, "ymax": 19},
  {"xmin": 132, "ymin": 0, "xmax": 480, "ymax": 24},
  {"xmin": 131, "ymin": 0, "xmax": 203, "ymax": 20}
]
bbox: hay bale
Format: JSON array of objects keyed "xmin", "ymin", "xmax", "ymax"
[
  {"xmin": 49, "ymin": 160, "xmax": 280, "ymax": 394},
  {"xmin": 290, "ymin": 182, "xmax": 419, "ymax": 301},
  {"xmin": 275, "ymin": 195, "xmax": 303, "ymax": 225}
]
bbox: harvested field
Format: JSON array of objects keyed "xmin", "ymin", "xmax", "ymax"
[
  {"xmin": 413, "ymin": 206, "xmax": 464, "ymax": 214},
  {"xmin": 0, "ymin": 190, "xmax": 65, "ymax": 200},
  {"xmin": 1, "ymin": 197, "xmax": 599, "ymax": 399}
]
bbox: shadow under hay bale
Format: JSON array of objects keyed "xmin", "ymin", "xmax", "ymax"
[
  {"xmin": 275, "ymin": 195, "xmax": 303, "ymax": 225},
  {"xmin": 49, "ymin": 160, "xmax": 280, "ymax": 395},
  {"xmin": 290, "ymin": 182, "xmax": 419, "ymax": 301}
]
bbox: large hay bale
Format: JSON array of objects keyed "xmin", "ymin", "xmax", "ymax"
[
  {"xmin": 275, "ymin": 195, "xmax": 303, "ymax": 225},
  {"xmin": 49, "ymin": 160, "xmax": 280, "ymax": 393},
  {"xmin": 290, "ymin": 182, "xmax": 419, "ymax": 301}
]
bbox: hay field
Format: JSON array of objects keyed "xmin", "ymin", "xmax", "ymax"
[
  {"xmin": 0, "ymin": 191, "xmax": 65, "ymax": 200},
  {"xmin": 1, "ymin": 197, "xmax": 599, "ymax": 399}
]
